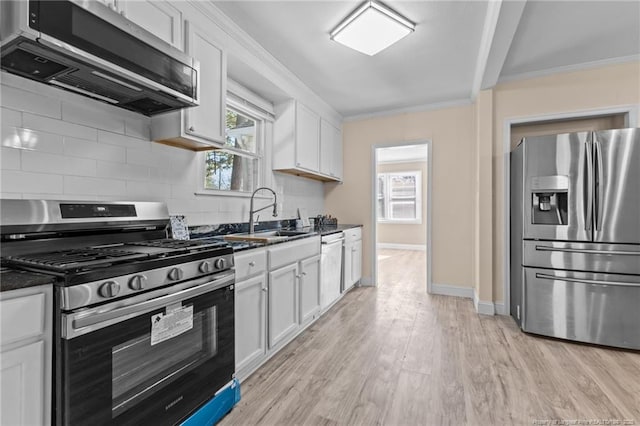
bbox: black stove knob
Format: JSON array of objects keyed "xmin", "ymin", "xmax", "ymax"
[
  {"xmin": 168, "ymin": 267, "xmax": 184, "ymax": 281},
  {"xmin": 99, "ymin": 281, "xmax": 120, "ymax": 298},
  {"xmin": 129, "ymin": 275, "xmax": 147, "ymax": 291},
  {"xmin": 214, "ymin": 258, "xmax": 226, "ymax": 270},
  {"xmin": 199, "ymin": 261, "xmax": 212, "ymax": 273}
]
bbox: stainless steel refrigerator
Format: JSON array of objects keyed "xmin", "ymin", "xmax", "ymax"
[{"xmin": 510, "ymin": 128, "xmax": 640, "ymax": 350}]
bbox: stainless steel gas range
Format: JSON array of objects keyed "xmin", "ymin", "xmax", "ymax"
[{"xmin": 1, "ymin": 200, "xmax": 236, "ymax": 425}]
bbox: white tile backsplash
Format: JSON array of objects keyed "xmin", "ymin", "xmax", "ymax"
[
  {"xmin": 2, "ymin": 170, "xmax": 63, "ymax": 194},
  {"xmin": 1, "ymin": 81, "xmax": 324, "ymax": 225},
  {"xmin": 1, "ymin": 147, "xmax": 21, "ymax": 170},
  {"xmin": 23, "ymin": 113, "xmax": 98, "ymax": 141},
  {"xmin": 64, "ymin": 137, "xmax": 126, "ymax": 162},
  {"xmin": 97, "ymin": 160, "xmax": 150, "ymax": 181},
  {"xmin": 1, "ymin": 84, "xmax": 62, "ymax": 119},
  {"xmin": 63, "ymin": 175, "xmax": 126, "ymax": 196},
  {"xmin": 62, "ymin": 101, "xmax": 126, "ymax": 134},
  {"xmin": 2, "ymin": 107, "xmax": 23, "ymax": 128},
  {"xmin": 22, "ymin": 150, "xmax": 97, "ymax": 177}
]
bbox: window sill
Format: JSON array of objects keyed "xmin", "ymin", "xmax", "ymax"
[
  {"xmin": 194, "ymin": 190, "xmax": 271, "ymax": 199},
  {"xmin": 377, "ymin": 219, "xmax": 422, "ymax": 225}
]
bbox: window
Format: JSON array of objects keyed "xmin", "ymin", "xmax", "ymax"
[
  {"xmin": 203, "ymin": 105, "xmax": 262, "ymax": 193},
  {"xmin": 377, "ymin": 171, "xmax": 421, "ymax": 223}
]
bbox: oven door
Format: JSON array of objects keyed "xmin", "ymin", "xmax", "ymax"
[{"xmin": 58, "ymin": 271, "xmax": 234, "ymax": 426}]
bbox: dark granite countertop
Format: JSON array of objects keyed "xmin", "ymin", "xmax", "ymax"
[
  {"xmin": 190, "ymin": 223, "xmax": 363, "ymax": 253},
  {"xmin": 317, "ymin": 224, "xmax": 363, "ymax": 236},
  {"xmin": 1, "ymin": 268, "xmax": 56, "ymax": 292}
]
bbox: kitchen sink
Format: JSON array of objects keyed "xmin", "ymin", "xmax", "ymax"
[{"xmin": 223, "ymin": 229, "xmax": 314, "ymax": 244}]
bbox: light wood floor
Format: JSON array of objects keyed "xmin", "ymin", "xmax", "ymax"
[{"xmin": 221, "ymin": 249, "xmax": 640, "ymax": 425}]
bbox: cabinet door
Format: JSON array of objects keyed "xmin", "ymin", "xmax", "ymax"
[
  {"xmin": 295, "ymin": 103, "xmax": 320, "ymax": 171},
  {"xmin": 1, "ymin": 341, "xmax": 45, "ymax": 426},
  {"xmin": 185, "ymin": 21, "xmax": 226, "ymax": 144},
  {"xmin": 351, "ymin": 239, "xmax": 363, "ymax": 285},
  {"xmin": 235, "ymin": 274, "xmax": 267, "ymax": 375},
  {"xmin": 343, "ymin": 242, "xmax": 353, "ymax": 292},
  {"xmin": 331, "ymin": 125, "xmax": 343, "ymax": 180},
  {"xmin": 268, "ymin": 263, "xmax": 299, "ymax": 349},
  {"xmin": 118, "ymin": 1, "xmax": 183, "ymax": 49},
  {"xmin": 299, "ymin": 255, "xmax": 321, "ymax": 325},
  {"xmin": 320, "ymin": 119, "xmax": 343, "ymax": 180}
]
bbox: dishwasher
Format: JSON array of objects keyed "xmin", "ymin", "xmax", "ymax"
[{"xmin": 320, "ymin": 232, "xmax": 344, "ymax": 312}]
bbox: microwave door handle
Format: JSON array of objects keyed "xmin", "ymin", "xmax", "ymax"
[
  {"xmin": 536, "ymin": 273, "xmax": 638, "ymax": 287},
  {"xmin": 66, "ymin": 272, "xmax": 234, "ymax": 337},
  {"xmin": 584, "ymin": 139, "xmax": 593, "ymax": 232}
]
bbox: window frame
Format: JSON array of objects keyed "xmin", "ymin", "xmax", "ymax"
[
  {"xmin": 376, "ymin": 170, "xmax": 422, "ymax": 224},
  {"xmin": 197, "ymin": 97, "xmax": 267, "ymax": 197}
]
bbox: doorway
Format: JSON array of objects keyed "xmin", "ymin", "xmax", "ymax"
[{"xmin": 372, "ymin": 141, "xmax": 432, "ymax": 293}]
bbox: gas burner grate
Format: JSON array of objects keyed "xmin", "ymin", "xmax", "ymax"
[
  {"xmin": 129, "ymin": 239, "xmax": 229, "ymax": 250},
  {"xmin": 5, "ymin": 248, "xmax": 149, "ymax": 271}
]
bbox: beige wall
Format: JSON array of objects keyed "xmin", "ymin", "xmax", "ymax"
[
  {"xmin": 376, "ymin": 160, "xmax": 428, "ymax": 246},
  {"xmin": 489, "ymin": 61, "xmax": 640, "ymax": 303},
  {"xmin": 325, "ymin": 105, "xmax": 475, "ymax": 288},
  {"xmin": 328, "ymin": 61, "xmax": 640, "ymax": 305}
]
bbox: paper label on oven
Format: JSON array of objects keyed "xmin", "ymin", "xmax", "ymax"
[{"xmin": 150, "ymin": 305, "xmax": 194, "ymax": 346}]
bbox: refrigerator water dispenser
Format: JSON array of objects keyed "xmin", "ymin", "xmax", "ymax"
[{"xmin": 530, "ymin": 176, "xmax": 569, "ymax": 225}]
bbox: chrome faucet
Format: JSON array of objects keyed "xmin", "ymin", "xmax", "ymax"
[{"xmin": 249, "ymin": 187, "xmax": 278, "ymax": 234}]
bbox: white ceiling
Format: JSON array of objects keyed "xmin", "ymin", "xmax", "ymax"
[{"xmin": 213, "ymin": 1, "xmax": 640, "ymax": 119}]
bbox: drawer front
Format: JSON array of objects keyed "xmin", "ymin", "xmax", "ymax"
[
  {"xmin": 344, "ymin": 227, "xmax": 361, "ymax": 243},
  {"xmin": 523, "ymin": 267, "xmax": 640, "ymax": 350},
  {"xmin": 234, "ymin": 248, "xmax": 267, "ymax": 281},
  {"xmin": 523, "ymin": 240, "xmax": 640, "ymax": 275},
  {"xmin": 1, "ymin": 292, "xmax": 46, "ymax": 346},
  {"xmin": 268, "ymin": 236, "xmax": 320, "ymax": 270}
]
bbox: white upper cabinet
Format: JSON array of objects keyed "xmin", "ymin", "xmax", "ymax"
[
  {"xmin": 117, "ymin": 1, "xmax": 183, "ymax": 50},
  {"xmin": 150, "ymin": 20, "xmax": 227, "ymax": 150},
  {"xmin": 295, "ymin": 103, "xmax": 320, "ymax": 171},
  {"xmin": 184, "ymin": 21, "xmax": 226, "ymax": 144},
  {"xmin": 274, "ymin": 100, "xmax": 342, "ymax": 182},
  {"xmin": 320, "ymin": 118, "xmax": 343, "ymax": 181}
]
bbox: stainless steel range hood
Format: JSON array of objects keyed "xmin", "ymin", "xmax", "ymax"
[{"xmin": 0, "ymin": 0, "xmax": 199, "ymax": 116}]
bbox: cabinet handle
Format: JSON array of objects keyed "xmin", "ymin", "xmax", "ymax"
[
  {"xmin": 188, "ymin": 126, "xmax": 195, "ymax": 132},
  {"xmin": 262, "ymin": 287, "xmax": 268, "ymax": 292},
  {"xmin": 301, "ymin": 271, "xmax": 307, "ymax": 276},
  {"xmin": 120, "ymin": 10, "xmax": 126, "ymax": 17},
  {"xmin": 249, "ymin": 261, "xmax": 256, "ymax": 267}
]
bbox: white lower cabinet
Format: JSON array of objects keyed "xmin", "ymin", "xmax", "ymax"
[
  {"xmin": 268, "ymin": 263, "xmax": 299, "ymax": 349},
  {"xmin": 343, "ymin": 227, "xmax": 363, "ymax": 291},
  {"xmin": 298, "ymin": 255, "xmax": 321, "ymax": 326},
  {"xmin": 235, "ymin": 273, "xmax": 267, "ymax": 376},
  {"xmin": 235, "ymin": 236, "xmax": 322, "ymax": 381},
  {"xmin": 0, "ymin": 285, "xmax": 52, "ymax": 426},
  {"xmin": 234, "ymin": 248, "xmax": 268, "ymax": 380}
]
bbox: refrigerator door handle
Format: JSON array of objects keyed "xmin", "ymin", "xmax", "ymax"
[
  {"xmin": 535, "ymin": 245, "xmax": 640, "ymax": 256},
  {"xmin": 584, "ymin": 139, "xmax": 593, "ymax": 231},
  {"xmin": 594, "ymin": 137, "xmax": 604, "ymax": 232},
  {"xmin": 536, "ymin": 273, "xmax": 638, "ymax": 288}
]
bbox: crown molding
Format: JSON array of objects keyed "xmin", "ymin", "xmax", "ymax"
[
  {"xmin": 343, "ymin": 98, "xmax": 472, "ymax": 122},
  {"xmin": 498, "ymin": 55, "xmax": 640, "ymax": 85},
  {"xmin": 187, "ymin": 1, "xmax": 342, "ymax": 124}
]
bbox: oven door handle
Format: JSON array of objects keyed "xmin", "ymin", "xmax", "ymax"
[{"xmin": 63, "ymin": 271, "xmax": 234, "ymax": 339}]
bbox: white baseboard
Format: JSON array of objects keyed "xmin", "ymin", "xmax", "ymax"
[
  {"xmin": 359, "ymin": 276, "xmax": 373, "ymax": 286},
  {"xmin": 377, "ymin": 243, "xmax": 426, "ymax": 251},
  {"xmin": 494, "ymin": 302, "xmax": 507, "ymax": 315},
  {"xmin": 473, "ymin": 289, "xmax": 496, "ymax": 315},
  {"xmin": 431, "ymin": 283, "xmax": 474, "ymax": 299}
]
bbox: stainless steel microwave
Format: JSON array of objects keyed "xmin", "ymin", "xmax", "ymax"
[{"xmin": 0, "ymin": 0, "xmax": 199, "ymax": 116}]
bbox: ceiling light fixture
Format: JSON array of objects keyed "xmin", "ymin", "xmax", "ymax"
[{"xmin": 330, "ymin": 0, "xmax": 415, "ymax": 56}]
